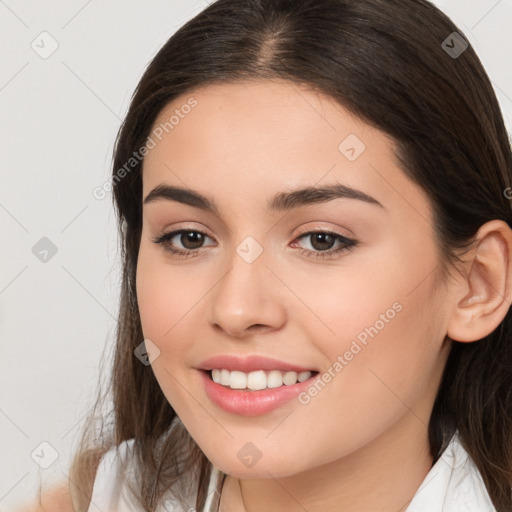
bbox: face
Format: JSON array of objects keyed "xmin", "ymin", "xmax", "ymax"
[{"xmin": 136, "ymin": 79, "xmax": 453, "ymax": 478}]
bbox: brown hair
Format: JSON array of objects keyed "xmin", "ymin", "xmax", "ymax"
[{"xmin": 67, "ymin": 0, "xmax": 512, "ymax": 510}]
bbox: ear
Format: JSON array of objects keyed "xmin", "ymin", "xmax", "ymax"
[{"xmin": 446, "ymin": 219, "xmax": 512, "ymax": 343}]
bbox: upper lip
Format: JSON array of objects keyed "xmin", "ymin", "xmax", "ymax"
[{"xmin": 197, "ymin": 355, "xmax": 317, "ymax": 373}]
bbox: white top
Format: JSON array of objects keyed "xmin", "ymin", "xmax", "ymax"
[{"xmin": 86, "ymin": 430, "xmax": 497, "ymax": 512}]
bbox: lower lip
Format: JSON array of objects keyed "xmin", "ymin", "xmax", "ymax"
[{"xmin": 199, "ymin": 370, "xmax": 318, "ymax": 416}]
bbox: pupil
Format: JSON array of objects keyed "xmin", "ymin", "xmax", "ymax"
[
  {"xmin": 182, "ymin": 231, "xmax": 204, "ymax": 249},
  {"xmin": 311, "ymin": 233, "xmax": 334, "ymax": 251}
]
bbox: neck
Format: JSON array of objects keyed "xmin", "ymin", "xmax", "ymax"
[{"xmin": 220, "ymin": 416, "xmax": 434, "ymax": 512}]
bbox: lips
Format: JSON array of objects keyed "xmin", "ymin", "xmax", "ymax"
[
  {"xmin": 198, "ymin": 368, "xmax": 319, "ymax": 416},
  {"xmin": 197, "ymin": 354, "xmax": 317, "ymax": 373}
]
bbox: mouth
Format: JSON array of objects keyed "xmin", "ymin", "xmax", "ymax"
[
  {"xmin": 198, "ymin": 367, "xmax": 321, "ymax": 416},
  {"xmin": 203, "ymin": 368, "xmax": 320, "ymax": 391}
]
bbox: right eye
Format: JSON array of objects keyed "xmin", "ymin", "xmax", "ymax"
[{"xmin": 152, "ymin": 229, "xmax": 216, "ymax": 258}]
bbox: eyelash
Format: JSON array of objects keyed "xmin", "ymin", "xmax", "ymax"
[{"xmin": 151, "ymin": 229, "xmax": 358, "ymax": 260}]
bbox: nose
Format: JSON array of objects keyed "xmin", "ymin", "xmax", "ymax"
[{"xmin": 208, "ymin": 242, "xmax": 287, "ymax": 338}]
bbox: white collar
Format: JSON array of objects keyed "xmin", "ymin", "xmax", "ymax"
[{"xmin": 406, "ymin": 430, "xmax": 495, "ymax": 511}]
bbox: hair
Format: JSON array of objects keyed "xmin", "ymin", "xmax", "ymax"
[{"xmin": 67, "ymin": 0, "xmax": 512, "ymax": 510}]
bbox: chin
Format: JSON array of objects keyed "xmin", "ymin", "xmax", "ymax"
[{"xmin": 204, "ymin": 450, "xmax": 311, "ymax": 479}]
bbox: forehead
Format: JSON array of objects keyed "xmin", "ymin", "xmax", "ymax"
[
  {"xmin": 141, "ymin": 79, "xmax": 431, "ymax": 223},
  {"xmin": 147, "ymin": 79, "xmax": 381, "ymax": 159}
]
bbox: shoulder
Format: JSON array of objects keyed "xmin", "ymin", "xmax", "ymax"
[
  {"xmin": 13, "ymin": 483, "xmax": 73, "ymax": 512},
  {"xmin": 11, "ymin": 444, "xmax": 136, "ymax": 512},
  {"xmin": 88, "ymin": 439, "xmax": 220, "ymax": 512},
  {"xmin": 87, "ymin": 439, "xmax": 145, "ymax": 512}
]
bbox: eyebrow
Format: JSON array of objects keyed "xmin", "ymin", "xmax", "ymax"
[{"xmin": 143, "ymin": 182, "xmax": 384, "ymax": 213}]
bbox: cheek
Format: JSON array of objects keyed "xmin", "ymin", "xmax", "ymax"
[
  {"xmin": 135, "ymin": 248, "xmax": 200, "ymax": 410},
  {"xmin": 275, "ymin": 240, "xmax": 419, "ymax": 350},
  {"xmin": 136, "ymin": 245, "xmax": 200, "ymax": 343},
  {"xmin": 287, "ymin": 239, "xmax": 444, "ymax": 424}
]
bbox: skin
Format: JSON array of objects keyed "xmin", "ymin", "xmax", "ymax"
[
  {"xmin": 134, "ymin": 79, "xmax": 512, "ymax": 512},
  {"xmin": 13, "ymin": 484, "xmax": 73, "ymax": 512}
]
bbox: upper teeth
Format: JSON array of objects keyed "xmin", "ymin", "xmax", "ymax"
[{"xmin": 210, "ymin": 369, "xmax": 313, "ymax": 390}]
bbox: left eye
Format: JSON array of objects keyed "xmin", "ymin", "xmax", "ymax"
[
  {"xmin": 152, "ymin": 229, "xmax": 358, "ymax": 260},
  {"xmin": 295, "ymin": 231, "xmax": 347, "ymax": 251},
  {"xmin": 292, "ymin": 231, "xmax": 358, "ymax": 259}
]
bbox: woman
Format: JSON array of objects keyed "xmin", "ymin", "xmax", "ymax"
[{"xmin": 26, "ymin": 0, "xmax": 512, "ymax": 510}]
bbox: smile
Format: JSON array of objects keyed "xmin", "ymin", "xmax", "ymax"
[
  {"xmin": 210, "ymin": 368, "xmax": 315, "ymax": 390},
  {"xmin": 199, "ymin": 369, "xmax": 320, "ymax": 416}
]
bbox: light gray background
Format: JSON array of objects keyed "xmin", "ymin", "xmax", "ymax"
[{"xmin": 1, "ymin": 0, "xmax": 511, "ymax": 508}]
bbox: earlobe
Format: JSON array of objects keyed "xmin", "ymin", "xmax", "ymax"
[{"xmin": 446, "ymin": 220, "xmax": 512, "ymax": 343}]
